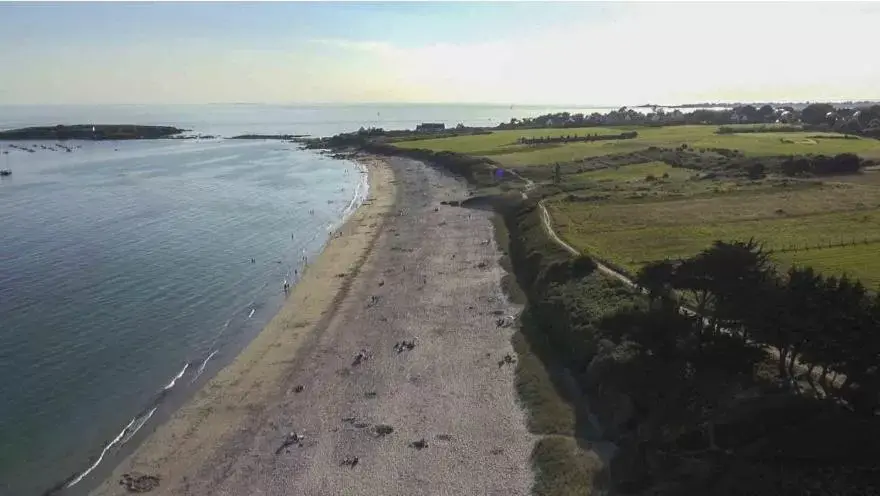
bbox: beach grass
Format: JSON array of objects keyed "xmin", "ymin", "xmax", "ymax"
[
  {"xmin": 531, "ymin": 435, "xmax": 602, "ymax": 496},
  {"xmin": 395, "ymin": 125, "xmax": 880, "ymax": 167}
]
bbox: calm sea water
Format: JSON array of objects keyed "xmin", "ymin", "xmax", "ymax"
[{"xmin": 0, "ymin": 103, "xmax": 610, "ymax": 496}]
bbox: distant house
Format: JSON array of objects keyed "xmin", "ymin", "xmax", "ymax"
[{"xmin": 416, "ymin": 123, "xmax": 445, "ymax": 133}]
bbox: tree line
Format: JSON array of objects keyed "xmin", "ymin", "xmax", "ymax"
[
  {"xmin": 518, "ymin": 130, "xmax": 637, "ymax": 145},
  {"xmin": 497, "ymin": 103, "xmax": 880, "ymax": 138},
  {"xmin": 636, "ymin": 240, "xmax": 880, "ymax": 415}
]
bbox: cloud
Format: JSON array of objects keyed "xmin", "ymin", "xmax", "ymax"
[
  {"xmin": 311, "ymin": 2, "xmax": 880, "ymax": 104},
  {"xmin": 3, "ymin": 3, "xmax": 878, "ymax": 104}
]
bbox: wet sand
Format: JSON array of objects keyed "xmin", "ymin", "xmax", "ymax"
[{"xmin": 91, "ymin": 155, "xmax": 534, "ymax": 496}]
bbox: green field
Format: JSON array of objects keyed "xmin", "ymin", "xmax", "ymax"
[
  {"xmin": 548, "ymin": 179, "xmax": 880, "ymax": 288},
  {"xmin": 396, "ymin": 122, "xmax": 880, "ymax": 286},
  {"xmin": 395, "ymin": 125, "xmax": 880, "ymax": 167},
  {"xmin": 571, "ymin": 161, "xmax": 694, "ymax": 182}
]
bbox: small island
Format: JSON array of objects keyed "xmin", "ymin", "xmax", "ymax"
[
  {"xmin": 227, "ymin": 134, "xmax": 308, "ymax": 140},
  {"xmin": 0, "ymin": 125, "xmax": 187, "ymax": 140}
]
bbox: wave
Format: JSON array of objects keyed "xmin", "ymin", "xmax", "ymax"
[
  {"xmin": 190, "ymin": 350, "xmax": 219, "ymax": 384},
  {"xmin": 162, "ymin": 362, "xmax": 190, "ymax": 391},
  {"xmin": 62, "ymin": 362, "xmax": 191, "ymax": 490},
  {"xmin": 119, "ymin": 407, "xmax": 157, "ymax": 445},
  {"xmin": 339, "ymin": 161, "xmax": 370, "ymax": 225},
  {"xmin": 64, "ymin": 416, "xmax": 137, "ymax": 488}
]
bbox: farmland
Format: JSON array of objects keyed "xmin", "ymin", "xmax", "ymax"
[
  {"xmin": 394, "ymin": 125, "xmax": 880, "ymax": 167},
  {"xmin": 394, "ymin": 123, "xmax": 880, "ymax": 287}
]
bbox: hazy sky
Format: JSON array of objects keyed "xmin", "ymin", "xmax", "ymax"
[{"xmin": 1, "ymin": 1, "xmax": 878, "ymax": 106}]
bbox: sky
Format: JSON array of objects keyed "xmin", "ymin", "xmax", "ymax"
[{"xmin": 1, "ymin": 1, "xmax": 878, "ymax": 106}]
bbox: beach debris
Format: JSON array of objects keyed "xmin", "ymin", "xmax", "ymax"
[
  {"xmin": 372, "ymin": 424, "xmax": 394, "ymax": 437},
  {"xmin": 497, "ymin": 354, "xmax": 516, "ymax": 368},
  {"xmin": 435, "ymin": 434, "xmax": 453, "ymax": 442},
  {"xmin": 410, "ymin": 438, "xmax": 429, "ymax": 450},
  {"xmin": 393, "ymin": 340, "xmax": 416, "ymax": 354},
  {"xmin": 275, "ymin": 431, "xmax": 305, "ymax": 454},
  {"xmin": 434, "ymin": 207, "xmax": 439, "ymax": 212},
  {"xmin": 481, "ymin": 240, "xmax": 490, "ymax": 246},
  {"xmin": 366, "ymin": 295, "xmax": 381, "ymax": 308},
  {"xmin": 490, "ymin": 448, "xmax": 504, "ymax": 455},
  {"xmin": 496, "ymin": 316, "xmax": 516, "ymax": 328},
  {"xmin": 364, "ymin": 391, "xmax": 377, "ymax": 399},
  {"xmin": 492, "ymin": 310, "xmax": 504, "ymax": 316},
  {"xmin": 293, "ymin": 385, "xmax": 304, "ymax": 393},
  {"xmin": 378, "ymin": 280, "xmax": 385, "ymax": 287},
  {"xmin": 354, "ymin": 421, "xmax": 371, "ymax": 429},
  {"xmin": 352, "ymin": 349, "xmax": 370, "ymax": 366},
  {"xmin": 341, "ymin": 456, "xmax": 360, "ymax": 468},
  {"xmin": 477, "ymin": 261, "xmax": 488, "ymax": 269},
  {"xmin": 119, "ymin": 473, "xmax": 161, "ymax": 493}
]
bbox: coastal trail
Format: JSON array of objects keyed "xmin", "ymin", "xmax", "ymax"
[{"xmin": 90, "ymin": 156, "xmax": 534, "ymax": 496}]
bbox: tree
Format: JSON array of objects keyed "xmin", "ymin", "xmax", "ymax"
[
  {"xmin": 636, "ymin": 260, "xmax": 677, "ymax": 305},
  {"xmin": 734, "ymin": 105, "xmax": 760, "ymax": 123},
  {"xmin": 801, "ymin": 103, "xmax": 836, "ymax": 125},
  {"xmin": 746, "ymin": 162, "xmax": 766, "ymax": 180}
]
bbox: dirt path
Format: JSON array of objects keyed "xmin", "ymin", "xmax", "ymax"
[
  {"xmin": 93, "ymin": 156, "xmax": 534, "ymax": 496},
  {"xmin": 536, "ymin": 196, "xmax": 839, "ymax": 390}
]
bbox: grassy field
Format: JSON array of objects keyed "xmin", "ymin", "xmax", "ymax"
[
  {"xmin": 395, "ymin": 125, "xmax": 880, "ymax": 167},
  {"xmin": 571, "ymin": 161, "xmax": 694, "ymax": 182},
  {"xmin": 395, "ymin": 123, "xmax": 880, "ymax": 286},
  {"xmin": 548, "ymin": 179, "xmax": 880, "ymax": 288}
]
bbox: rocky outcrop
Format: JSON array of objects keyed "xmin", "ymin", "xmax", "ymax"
[{"xmin": 0, "ymin": 125, "xmax": 186, "ymax": 140}]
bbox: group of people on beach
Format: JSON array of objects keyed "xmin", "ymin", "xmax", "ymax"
[{"xmin": 249, "ymin": 235, "xmax": 310, "ymax": 295}]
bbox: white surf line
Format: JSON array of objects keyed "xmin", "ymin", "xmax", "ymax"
[
  {"xmin": 119, "ymin": 407, "xmax": 158, "ymax": 446},
  {"xmin": 190, "ymin": 350, "xmax": 219, "ymax": 384},
  {"xmin": 65, "ymin": 417, "xmax": 137, "ymax": 488},
  {"xmin": 163, "ymin": 363, "xmax": 190, "ymax": 391}
]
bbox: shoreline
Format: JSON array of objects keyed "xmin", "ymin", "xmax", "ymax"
[{"xmin": 86, "ymin": 155, "xmax": 396, "ymax": 496}]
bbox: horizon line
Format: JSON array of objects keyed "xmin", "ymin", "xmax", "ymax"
[{"xmin": 0, "ymin": 99, "xmax": 878, "ymax": 108}]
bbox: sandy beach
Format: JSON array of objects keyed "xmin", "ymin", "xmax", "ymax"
[{"xmin": 91, "ymin": 155, "xmax": 534, "ymax": 496}]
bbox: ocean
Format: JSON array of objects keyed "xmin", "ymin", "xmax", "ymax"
[{"xmin": 0, "ymin": 103, "xmax": 611, "ymax": 495}]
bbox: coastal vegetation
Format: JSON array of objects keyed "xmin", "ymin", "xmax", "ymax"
[
  {"xmin": 393, "ymin": 125, "xmax": 880, "ymax": 168},
  {"xmin": 386, "ymin": 117, "xmax": 880, "ymax": 286},
  {"xmin": 503, "ymin": 208, "xmax": 880, "ymax": 494},
  {"xmin": 318, "ymin": 102, "xmax": 880, "ymax": 495},
  {"xmin": 0, "ymin": 124, "xmax": 186, "ymax": 140}
]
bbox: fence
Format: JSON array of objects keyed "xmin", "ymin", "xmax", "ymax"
[
  {"xmin": 632, "ymin": 237, "xmax": 880, "ymax": 265},
  {"xmin": 772, "ymin": 236, "xmax": 880, "ymax": 254}
]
